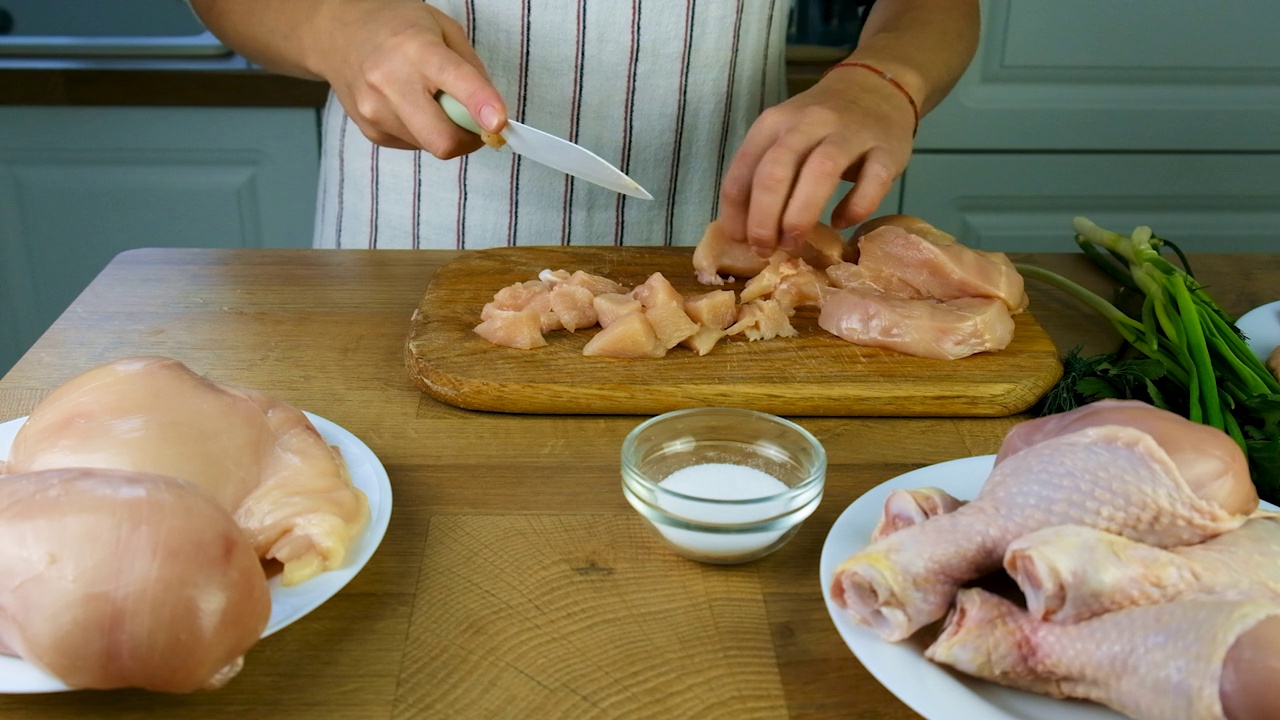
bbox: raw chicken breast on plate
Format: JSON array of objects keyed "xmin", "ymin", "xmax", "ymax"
[
  {"xmin": 5, "ymin": 356, "xmax": 370, "ymax": 587},
  {"xmin": 0, "ymin": 467, "xmax": 270, "ymax": 692}
]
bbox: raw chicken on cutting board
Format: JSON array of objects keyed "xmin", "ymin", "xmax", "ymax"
[
  {"xmin": 475, "ymin": 214, "xmax": 1028, "ymax": 361},
  {"xmin": 0, "ymin": 467, "xmax": 270, "ymax": 692},
  {"xmin": 5, "ymin": 356, "xmax": 369, "ymax": 586}
]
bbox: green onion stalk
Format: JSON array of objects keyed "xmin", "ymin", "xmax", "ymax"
[{"xmin": 1015, "ymin": 216, "xmax": 1280, "ymax": 503}]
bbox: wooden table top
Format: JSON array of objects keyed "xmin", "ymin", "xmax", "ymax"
[{"xmin": 1, "ymin": 248, "xmax": 1277, "ymax": 719}]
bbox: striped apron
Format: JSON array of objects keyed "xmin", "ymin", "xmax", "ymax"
[{"xmin": 313, "ymin": 0, "xmax": 792, "ymax": 249}]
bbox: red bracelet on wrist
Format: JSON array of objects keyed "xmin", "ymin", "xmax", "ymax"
[{"xmin": 823, "ymin": 61, "xmax": 920, "ymax": 137}]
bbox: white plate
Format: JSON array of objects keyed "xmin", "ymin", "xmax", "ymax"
[
  {"xmin": 1236, "ymin": 299, "xmax": 1280, "ymax": 363},
  {"xmin": 0, "ymin": 411, "xmax": 393, "ymax": 694},
  {"xmin": 821, "ymin": 454, "xmax": 1280, "ymax": 719}
]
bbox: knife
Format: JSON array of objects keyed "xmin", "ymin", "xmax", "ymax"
[{"xmin": 437, "ymin": 92, "xmax": 653, "ymax": 200}]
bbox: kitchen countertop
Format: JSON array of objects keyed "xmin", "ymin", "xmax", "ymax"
[
  {"xmin": 4, "ymin": 248, "xmax": 1273, "ymax": 718},
  {"xmin": 0, "ymin": 45, "xmax": 845, "ymax": 108},
  {"xmin": 0, "ymin": 63, "xmax": 331, "ymax": 107}
]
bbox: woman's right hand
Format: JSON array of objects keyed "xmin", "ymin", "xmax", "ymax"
[{"xmin": 311, "ymin": 0, "xmax": 507, "ymax": 158}]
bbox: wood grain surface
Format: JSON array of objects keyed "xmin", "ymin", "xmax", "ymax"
[
  {"xmin": 406, "ymin": 246, "xmax": 1064, "ymax": 417},
  {"xmin": 0, "ymin": 248, "xmax": 1275, "ymax": 720}
]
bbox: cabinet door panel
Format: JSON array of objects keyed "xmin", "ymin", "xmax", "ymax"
[
  {"xmin": 899, "ymin": 153, "xmax": 1280, "ymax": 253},
  {"xmin": 916, "ymin": 0, "xmax": 1280, "ymax": 151},
  {"xmin": 0, "ymin": 106, "xmax": 319, "ymax": 376}
]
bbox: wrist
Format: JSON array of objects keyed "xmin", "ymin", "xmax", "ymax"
[{"xmin": 822, "ymin": 60, "xmax": 920, "ymax": 137}]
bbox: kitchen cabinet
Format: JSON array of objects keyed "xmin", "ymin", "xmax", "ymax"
[
  {"xmin": 0, "ymin": 105, "xmax": 319, "ymax": 375},
  {"xmin": 901, "ymin": 154, "xmax": 1280, "ymax": 253},
  {"xmin": 901, "ymin": 0, "xmax": 1280, "ymax": 252}
]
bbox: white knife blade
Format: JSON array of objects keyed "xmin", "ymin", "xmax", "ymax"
[{"xmin": 438, "ymin": 93, "xmax": 652, "ymax": 200}]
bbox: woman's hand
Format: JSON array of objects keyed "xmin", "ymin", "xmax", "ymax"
[
  {"xmin": 716, "ymin": 68, "xmax": 916, "ymax": 257},
  {"xmin": 311, "ymin": 0, "xmax": 506, "ymax": 158}
]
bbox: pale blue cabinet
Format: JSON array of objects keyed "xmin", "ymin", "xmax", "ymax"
[
  {"xmin": 902, "ymin": 0, "xmax": 1280, "ymax": 252},
  {"xmin": 0, "ymin": 106, "xmax": 319, "ymax": 375}
]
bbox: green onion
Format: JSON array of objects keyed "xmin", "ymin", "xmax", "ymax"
[{"xmin": 1016, "ymin": 217, "xmax": 1280, "ymax": 503}]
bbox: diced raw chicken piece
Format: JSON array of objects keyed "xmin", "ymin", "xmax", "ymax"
[
  {"xmin": 681, "ymin": 326, "xmax": 726, "ymax": 356},
  {"xmin": 644, "ymin": 301, "xmax": 700, "ymax": 349},
  {"xmin": 995, "ymin": 399, "xmax": 1258, "ymax": 517},
  {"xmin": 926, "ymin": 589, "xmax": 1280, "ymax": 720},
  {"xmin": 582, "ymin": 311, "xmax": 666, "ymax": 358},
  {"xmin": 538, "ymin": 268, "xmax": 572, "ymax": 285},
  {"xmin": 740, "ymin": 257, "xmax": 819, "ymax": 304},
  {"xmin": 829, "ymin": 424, "xmax": 1253, "ymax": 641},
  {"xmin": 6, "ymin": 356, "xmax": 371, "ymax": 586},
  {"xmin": 549, "ymin": 283, "xmax": 598, "ymax": 332},
  {"xmin": 475, "ymin": 308, "xmax": 548, "ymax": 349},
  {"xmin": 692, "ymin": 219, "xmax": 780, "ymax": 285},
  {"xmin": 869, "ymin": 487, "xmax": 966, "ymax": 542},
  {"xmin": 802, "ymin": 222, "xmax": 852, "ymax": 268},
  {"xmin": 568, "ymin": 269, "xmax": 628, "ymax": 296},
  {"xmin": 1006, "ymin": 518, "xmax": 1280, "ymax": 623},
  {"xmin": 485, "ymin": 280, "xmax": 561, "ymax": 333},
  {"xmin": 490, "ymin": 279, "xmax": 549, "ymax": 309},
  {"xmin": 725, "ymin": 299, "xmax": 799, "ymax": 341},
  {"xmin": 631, "ymin": 272, "xmax": 685, "ymax": 309},
  {"xmin": 824, "ymin": 261, "xmax": 881, "ymax": 293},
  {"xmin": 0, "ymin": 467, "xmax": 271, "ymax": 692},
  {"xmin": 692, "ymin": 219, "xmax": 851, "ymax": 285},
  {"xmin": 1268, "ymin": 345, "xmax": 1280, "ymax": 382},
  {"xmin": 683, "ymin": 289, "xmax": 737, "ymax": 330},
  {"xmin": 856, "ymin": 224, "xmax": 1029, "ymax": 312},
  {"xmin": 593, "ymin": 292, "xmax": 643, "ymax": 329},
  {"xmin": 773, "ymin": 266, "xmax": 831, "ymax": 314},
  {"xmin": 818, "ymin": 289, "xmax": 1014, "ymax": 360}
]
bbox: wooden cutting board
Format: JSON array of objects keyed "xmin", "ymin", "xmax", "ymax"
[{"xmin": 405, "ymin": 246, "xmax": 1063, "ymax": 416}]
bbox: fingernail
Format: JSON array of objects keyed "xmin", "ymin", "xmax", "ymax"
[
  {"xmin": 782, "ymin": 231, "xmax": 803, "ymax": 249},
  {"xmin": 479, "ymin": 104, "xmax": 502, "ymax": 132}
]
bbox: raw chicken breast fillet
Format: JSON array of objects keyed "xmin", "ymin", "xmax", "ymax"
[
  {"xmin": 830, "ymin": 424, "xmax": 1252, "ymax": 641},
  {"xmin": 0, "ymin": 467, "xmax": 270, "ymax": 692},
  {"xmin": 818, "ymin": 288, "xmax": 1014, "ymax": 360},
  {"xmin": 927, "ymin": 588, "xmax": 1280, "ymax": 720},
  {"xmin": 6, "ymin": 356, "xmax": 370, "ymax": 586},
  {"xmin": 854, "ymin": 224, "xmax": 1029, "ymax": 312}
]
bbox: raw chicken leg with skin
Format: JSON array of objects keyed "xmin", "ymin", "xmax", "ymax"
[
  {"xmin": 926, "ymin": 588, "xmax": 1280, "ymax": 720},
  {"xmin": 1006, "ymin": 517, "xmax": 1280, "ymax": 623},
  {"xmin": 0, "ymin": 467, "xmax": 270, "ymax": 692},
  {"xmin": 6, "ymin": 356, "xmax": 369, "ymax": 586},
  {"xmin": 995, "ymin": 399, "xmax": 1258, "ymax": 517},
  {"xmin": 830, "ymin": 424, "xmax": 1253, "ymax": 642}
]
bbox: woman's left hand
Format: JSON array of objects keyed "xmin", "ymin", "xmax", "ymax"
[{"xmin": 716, "ymin": 66, "xmax": 917, "ymax": 257}]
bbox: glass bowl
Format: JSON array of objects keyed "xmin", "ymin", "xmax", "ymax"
[{"xmin": 621, "ymin": 407, "xmax": 826, "ymax": 564}]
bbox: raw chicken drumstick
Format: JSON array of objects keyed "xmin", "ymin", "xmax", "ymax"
[
  {"xmin": 0, "ymin": 468, "xmax": 270, "ymax": 692},
  {"xmin": 1006, "ymin": 517, "xmax": 1280, "ymax": 623},
  {"xmin": 870, "ymin": 487, "xmax": 966, "ymax": 541},
  {"xmin": 6, "ymin": 356, "xmax": 369, "ymax": 586},
  {"xmin": 830, "ymin": 402, "xmax": 1256, "ymax": 642},
  {"xmin": 995, "ymin": 399, "xmax": 1258, "ymax": 517},
  {"xmin": 926, "ymin": 588, "xmax": 1280, "ymax": 720}
]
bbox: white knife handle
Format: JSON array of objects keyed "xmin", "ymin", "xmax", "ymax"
[{"xmin": 436, "ymin": 92, "xmax": 484, "ymax": 136}]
